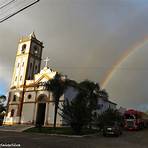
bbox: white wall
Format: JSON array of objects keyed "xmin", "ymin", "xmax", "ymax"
[
  {"xmin": 21, "ymin": 103, "xmax": 35, "ymax": 124},
  {"xmin": 47, "ymin": 102, "xmax": 55, "ymax": 125}
]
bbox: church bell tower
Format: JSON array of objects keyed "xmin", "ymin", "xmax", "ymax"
[
  {"xmin": 11, "ymin": 32, "xmax": 43, "ymax": 88},
  {"xmin": 4, "ymin": 33, "xmax": 44, "ymax": 124}
]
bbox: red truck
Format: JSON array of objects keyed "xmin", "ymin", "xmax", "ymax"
[{"xmin": 124, "ymin": 109, "xmax": 148, "ymax": 130}]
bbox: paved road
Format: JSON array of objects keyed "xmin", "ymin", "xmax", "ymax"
[{"xmin": 0, "ymin": 129, "xmax": 148, "ymax": 148}]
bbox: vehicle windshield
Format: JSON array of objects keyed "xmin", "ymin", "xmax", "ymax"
[{"xmin": 125, "ymin": 114, "xmax": 135, "ymax": 119}]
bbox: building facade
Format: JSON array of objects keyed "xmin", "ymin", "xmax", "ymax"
[
  {"xmin": 3, "ymin": 33, "xmax": 117, "ymax": 126},
  {"xmin": 96, "ymin": 98, "xmax": 117, "ymax": 114},
  {"xmin": 4, "ymin": 33, "xmax": 64, "ymax": 126}
]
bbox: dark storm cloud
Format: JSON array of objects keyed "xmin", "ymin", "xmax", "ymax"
[{"xmin": 0, "ymin": 0, "xmax": 148, "ymax": 109}]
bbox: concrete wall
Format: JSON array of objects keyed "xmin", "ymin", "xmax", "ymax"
[{"xmin": 21, "ymin": 103, "xmax": 35, "ymax": 124}]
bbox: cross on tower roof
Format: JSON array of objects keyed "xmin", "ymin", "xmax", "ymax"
[{"xmin": 44, "ymin": 57, "xmax": 50, "ymax": 67}]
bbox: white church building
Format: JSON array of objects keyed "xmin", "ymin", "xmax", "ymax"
[
  {"xmin": 4, "ymin": 33, "xmax": 65, "ymax": 126},
  {"xmin": 3, "ymin": 33, "xmax": 117, "ymax": 126}
]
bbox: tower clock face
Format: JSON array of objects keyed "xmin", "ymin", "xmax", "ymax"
[{"xmin": 21, "ymin": 44, "xmax": 26, "ymax": 54}]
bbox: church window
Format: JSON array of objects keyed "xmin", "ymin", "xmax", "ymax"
[
  {"xmin": 21, "ymin": 44, "xmax": 26, "ymax": 54},
  {"xmin": 28, "ymin": 94, "xmax": 32, "ymax": 99},
  {"xmin": 10, "ymin": 109, "xmax": 15, "ymax": 117},
  {"xmin": 17, "ymin": 63, "xmax": 19, "ymax": 67},
  {"xmin": 35, "ymin": 65, "xmax": 38, "ymax": 72},
  {"xmin": 20, "ymin": 76, "xmax": 22, "ymax": 81},
  {"xmin": 30, "ymin": 63, "xmax": 32, "ymax": 69},
  {"xmin": 13, "ymin": 95, "xmax": 17, "ymax": 101},
  {"xmin": 22, "ymin": 62, "xmax": 24, "ymax": 67},
  {"xmin": 15, "ymin": 76, "xmax": 17, "ymax": 81},
  {"xmin": 34, "ymin": 45, "xmax": 38, "ymax": 55}
]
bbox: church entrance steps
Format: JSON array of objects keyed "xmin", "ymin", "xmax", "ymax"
[{"xmin": 0, "ymin": 124, "xmax": 34, "ymax": 132}]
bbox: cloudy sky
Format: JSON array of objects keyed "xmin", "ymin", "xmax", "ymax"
[{"xmin": 0, "ymin": 0, "xmax": 148, "ymax": 111}]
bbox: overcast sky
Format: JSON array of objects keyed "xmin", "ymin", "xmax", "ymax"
[{"xmin": 0, "ymin": 0, "xmax": 148, "ymax": 111}]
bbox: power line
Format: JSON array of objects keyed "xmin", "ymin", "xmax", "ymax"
[
  {"xmin": 0, "ymin": 0, "xmax": 39, "ymax": 23},
  {"xmin": 0, "ymin": 0, "xmax": 16, "ymax": 10},
  {"xmin": 52, "ymin": 66, "xmax": 148, "ymax": 71}
]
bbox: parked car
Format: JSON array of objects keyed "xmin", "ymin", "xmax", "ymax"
[{"xmin": 102, "ymin": 122, "xmax": 122, "ymax": 137}]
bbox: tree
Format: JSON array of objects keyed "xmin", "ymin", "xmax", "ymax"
[
  {"xmin": 0, "ymin": 95, "xmax": 6, "ymax": 125},
  {"xmin": 95, "ymin": 108, "xmax": 123, "ymax": 129},
  {"xmin": 98, "ymin": 89, "xmax": 109, "ymax": 101},
  {"xmin": 0, "ymin": 95, "xmax": 6, "ymax": 113},
  {"xmin": 78, "ymin": 80, "xmax": 100, "ymax": 127},
  {"xmin": 60, "ymin": 80, "xmax": 100, "ymax": 134},
  {"xmin": 46, "ymin": 73, "xmax": 66, "ymax": 128},
  {"xmin": 60, "ymin": 92, "xmax": 90, "ymax": 134}
]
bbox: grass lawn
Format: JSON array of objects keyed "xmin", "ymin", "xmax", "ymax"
[{"xmin": 24, "ymin": 127, "xmax": 99, "ymax": 135}]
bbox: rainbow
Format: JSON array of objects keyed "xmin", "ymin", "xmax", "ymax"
[{"xmin": 101, "ymin": 36, "xmax": 148, "ymax": 88}]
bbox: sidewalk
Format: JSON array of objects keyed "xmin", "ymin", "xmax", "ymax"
[{"xmin": 0, "ymin": 124, "xmax": 34, "ymax": 132}]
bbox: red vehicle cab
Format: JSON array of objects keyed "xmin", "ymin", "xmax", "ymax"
[{"xmin": 124, "ymin": 109, "xmax": 147, "ymax": 130}]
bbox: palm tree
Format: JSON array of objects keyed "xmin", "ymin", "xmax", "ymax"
[
  {"xmin": 78, "ymin": 80, "xmax": 100, "ymax": 127},
  {"xmin": 46, "ymin": 73, "xmax": 66, "ymax": 128},
  {"xmin": 79, "ymin": 80, "xmax": 100, "ymax": 107}
]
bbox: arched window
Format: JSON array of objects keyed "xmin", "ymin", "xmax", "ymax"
[
  {"xmin": 37, "ymin": 94, "xmax": 47, "ymax": 103},
  {"xmin": 34, "ymin": 45, "xmax": 38, "ymax": 55},
  {"xmin": 10, "ymin": 109, "xmax": 15, "ymax": 117},
  {"xmin": 21, "ymin": 44, "xmax": 26, "ymax": 54},
  {"xmin": 15, "ymin": 76, "xmax": 17, "ymax": 81},
  {"xmin": 35, "ymin": 65, "xmax": 38, "ymax": 73},
  {"xmin": 20, "ymin": 76, "xmax": 22, "ymax": 81},
  {"xmin": 30, "ymin": 63, "xmax": 32, "ymax": 69},
  {"xmin": 17, "ymin": 63, "xmax": 20, "ymax": 68},
  {"xmin": 22, "ymin": 62, "xmax": 24, "ymax": 67},
  {"xmin": 13, "ymin": 95, "xmax": 17, "ymax": 102}
]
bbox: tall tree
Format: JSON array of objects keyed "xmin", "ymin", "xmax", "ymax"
[
  {"xmin": 96, "ymin": 108, "xmax": 123, "ymax": 128},
  {"xmin": 79, "ymin": 80, "xmax": 100, "ymax": 107},
  {"xmin": 0, "ymin": 95, "xmax": 6, "ymax": 113},
  {"xmin": 46, "ymin": 73, "xmax": 66, "ymax": 128},
  {"xmin": 98, "ymin": 89, "xmax": 109, "ymax": 101},
  {"xmin": 0, "ymin": 95, "xmax": 6, "ymax": 125},
  {"xmin": 60, "ymin": 92, "xmax": 90, "ymax": 134},
  {"xmin": 78, "ymin": 80, "xmax": 100, "ymax": 127}
]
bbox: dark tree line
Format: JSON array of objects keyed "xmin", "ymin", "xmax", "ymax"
[
  {"xmin": 0, "ymin": 95, "xmax": 6, "ymax": 125},
  {"xmin": 44, "ymin": 73, "xmax": 121, "ymax": 134}
]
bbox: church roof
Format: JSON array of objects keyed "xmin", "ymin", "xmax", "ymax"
[
  {"xmin": 35, "ymin": 67, "xmax": 57, "ymax": 83},
  {"xmin": 25, "ymin": 67, "xmax": 57, "ymax": 87}
]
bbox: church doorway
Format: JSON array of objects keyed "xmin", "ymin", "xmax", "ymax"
[{"xmin": 36, "ymin": 94, "xmax": 47, "ymax": 126}]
